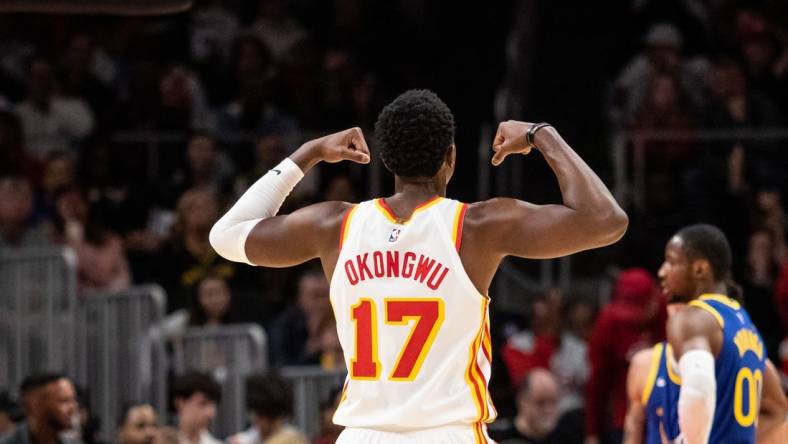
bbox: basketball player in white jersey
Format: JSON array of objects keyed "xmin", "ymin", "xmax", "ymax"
[{"xmin": 210, "ymin": 89, "xmax": 628, "ymax": 443}]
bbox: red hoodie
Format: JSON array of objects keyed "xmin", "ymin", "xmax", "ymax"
[{"xmin": 584, "ymin": 268, "xmax": 667, "ymax": 438}]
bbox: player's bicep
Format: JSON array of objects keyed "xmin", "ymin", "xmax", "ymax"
[
  {"xmin": 244, "ymin": 202, "xmax": 346, "ymax": 267},
  {"xmin": 475, "ymin": 199, "xmax": 620, "ymax": 259}
]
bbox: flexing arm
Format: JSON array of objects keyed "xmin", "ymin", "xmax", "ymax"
[
  {"xmin": 210, "ymin": 128, "xmax": 370, "ymax": 271},
  {"xmin": 477, "ymin": 121, "xmax": 628, "ymax": 259},
  {"xmin": 667, "ymin": 307, "xmax": 722, "ymax": 444},
  {"xmin": 757, "ymin": 359, "xmax": 788, "ymax": 444},
  {"xmin": 622, "ymin": 348, "xmax": 654, "ymax": 444}
]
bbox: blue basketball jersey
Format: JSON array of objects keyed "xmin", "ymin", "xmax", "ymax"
[
  {"xmin": 688, "ymin": 293, "xmax": 766, "ymax": 444},
  {"xmin": 643, "ymin": 342, "xmax": 682, "ymax": 444}
]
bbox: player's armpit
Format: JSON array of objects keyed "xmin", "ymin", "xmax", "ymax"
[
  {"xmin": 467, "ymin": 198, "xmax": 627, "ymax": 259},
  {"xmin": 757, "ymin": 359, "xmax": 788, "ymax": 444},
  {"xmin": 244, "ymin": 201, "xmax": 350, "ymax": 269}
]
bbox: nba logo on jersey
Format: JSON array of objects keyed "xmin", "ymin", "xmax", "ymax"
[{"xmin": 388, "ymin": 227, "xmax": 401, "ymax": 243}]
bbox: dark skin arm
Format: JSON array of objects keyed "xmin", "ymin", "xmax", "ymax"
[
  {"xmin": 243, "ymin": 127, "xmax": 369, "ymax": 279},
  {"xmin": 757, "ymin": 359, "xmax": 788, "ymax": 444},
  {"xmin": 621, "ymin": 347, "xmax": 654, "ymax": 444},
  {"xmin": 243, "ymin": 122, "xmax": 628, "ymax": 293},
  {"xmin": 461, "ymin": 121, "xmax": 628, "ymax": 293},
  {"xmin": 666, "ymin": 305, "xmax": 723, "ymax": 359}
]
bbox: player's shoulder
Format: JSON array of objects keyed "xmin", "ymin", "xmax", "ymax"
[
  {"xmin": 298, "ymin": 200, "xmax": 355, "ymax": 230},
  {"xmin": 464, "ymin": 197, "xmax": 529, "ymax": 226},
  {"xmin": 666, "ymin": 303, "xmax": 722, "ymax": 352},
  {"xmin": 669, "ymin": 303, "xmax": 722, "ymax": 331},
  {"xmin": 631, "ymin": 345, "xmax": 657, "ymax": 369}
]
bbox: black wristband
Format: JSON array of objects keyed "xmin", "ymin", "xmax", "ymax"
[{"xmin": 525, "ymin": 122, "xmax": 552, "ymax": 148}]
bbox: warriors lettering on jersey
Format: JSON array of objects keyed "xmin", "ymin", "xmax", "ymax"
[{"xmin": 343, "ymin": 250, "xmax": 450, "ymax": 290}]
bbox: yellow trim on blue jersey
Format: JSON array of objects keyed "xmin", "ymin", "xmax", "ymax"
[
  {"xmin": 642, "ymin": 343, "xmax": 664, "ymax": 405},
  {"xmin": 688, "ymin": 300, "xmax": 725, "ymax": 328},
  {"xmin": 665, "ymin": 344, "xmax": 682, "ymax": 384},
  {"xmin": 699, "ymin": 293, "xmax": 741, "ymax": 310}
]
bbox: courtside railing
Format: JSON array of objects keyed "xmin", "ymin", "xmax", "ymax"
[
  {"xmin": 611, "ymin": 127, "xmax": 788, "ymax": 213},
  {"xmin": 0, "ymin": 247, "xmax": 78, "ymax": 390},
  {"xmin": 172, "ymin": 324, "xmax": 267, "ymax": 438},
  {"xmin": 280, "ymin": 366, "xmax": 346, "ymax": 438},
  {"xmin": 75, "ymin": 285, "xmax": 169, "ymax": 439}
]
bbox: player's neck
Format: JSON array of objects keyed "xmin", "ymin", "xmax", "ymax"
[
  {"xmin": 693, "ymin": 281, "xmax": 727, "ymax": 298},
  {"xmin": 392, "ymin": 177, "xmax": 446, "ymax": 200}
]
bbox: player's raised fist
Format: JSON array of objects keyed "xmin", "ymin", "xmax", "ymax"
[
  {"xmin": 491, "ymin": 120, "xmax": 552, "ymax": 166},
  {"xmin": 313, "ymin": 127, "xmax": 371, "ymax": 165}
]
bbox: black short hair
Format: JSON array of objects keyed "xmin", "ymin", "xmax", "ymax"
[
  {"xmin": 118, "ymin": 402, "xmax": 152, "ymax": 426},
  {"xmin": 172, "ymin": 372, "xmax": 221, "ymax": 404},
  {"xmin": 676, "ymin": 224, "xmax": 732, "ymax": 281},
  {"xmin": 20, "ymin": 373, "xmax": 66, "ymax": 395},
  {"xmin": 676, "ymin": 223, "xmax": 742, "ymax": 300},
  {"xmin": 245, "ymin": 373, "xmax": 292, "ymax": 420},
  {"xmin": 374, "ymin": 89, "xmax": 455, "ymax": 178}
]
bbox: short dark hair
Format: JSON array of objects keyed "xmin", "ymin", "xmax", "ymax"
[
  {"xmin": 676, "ymin": 224, "xmax": 732, "ymax": 281},
  {"xmin": 375, "ymin": 89, "xmax": 455, "ymax": 177},
  {"xmin": 20, "ymin": 373, "xmax": 66, "ymax": 395},
  {"xmin": 118, "ymin": 402, "xmax": 152, "ymax": 426},
  {"xmin": 245, "ymin": 373, "xmax": 292, "ymax": 420},
  {"xmin": 172, "ymin": 372, "xmax": 221, "ymax": 404}
]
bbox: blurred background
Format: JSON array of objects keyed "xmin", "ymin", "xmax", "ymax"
[{"xmin": 1, "ymin": 1, "xmax": 787, "ymax": 444}]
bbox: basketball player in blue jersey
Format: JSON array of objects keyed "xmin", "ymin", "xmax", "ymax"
[
  {"xmin": 623, "ymin": 341, "xmax": 682, "ymax": 444},
  {"xmin": 656, "ymin": 224, "xmax": 787, "ymax": 444}
]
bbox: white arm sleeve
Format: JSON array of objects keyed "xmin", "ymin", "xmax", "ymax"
[
  {"xmin": 677, "ymin": 349, "xmax": 716, "ymax": 444},
  {"xmin": 209, "ymin": 158, "xmax": 304, "ymax": 265}
]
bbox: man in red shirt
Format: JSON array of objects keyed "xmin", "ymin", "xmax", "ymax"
[{"xmin": 584, "ymin": 268, "xmax": 666, "ymax": 444}]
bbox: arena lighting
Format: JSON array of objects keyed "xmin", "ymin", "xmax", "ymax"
[{"xmin": 0, "ymin": 0, "xmax": 192, "ymax": 15}]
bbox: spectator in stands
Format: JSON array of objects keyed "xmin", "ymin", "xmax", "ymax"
[
  {"xmin": 228, "ymin": 373, "xmax": 308, "ymax": 444},
  {"xmin": 611, "ymin": 22, "xmax": 707, "ymax": 126},
  {"xmin": 552, "ymin": 297, "xmax": 594, "ymax": 415},
  {"xmin": 489, "ymin": 368, "xmax": 582, "ymax": 444},
  {"xmin": 117, "ymin": 403, "xmax": 158, "ymax": 444},
  {"xmin": 161, "ymin": 274, "xmax": 240, "ymax": 340},
  {"xmin": 742, "ymin": 229, "xmax": 784, "ymax": 363},
  {"xmin": 14, "ymin": 57, "xmax": 95, "ymax": 160},
  {"xmin": 250, "ymin": 0, "xmax": 307, "ymax": 61},
  {"xmin": 0, "ymin": 374, "xmax": 79, "ymax": 444},
  {"xmin": 0, "ymin": 175, "xmax": 52, "ymax": 249},
  {"xmin": 316, "ymin": 315, "xmax": 344, "ymax": 372},
  {"xmin": 36, "ymin": 150, "xmax": 77, "ymax": 222},
  {"xmin": 53, "ymin": 186, "xmax": 130, "ymax": 294},
  {"xmin": 500, "ymin": 289, "xmax": 562, "ymax": 386},
  {"xmin": 584, "ymin": 268, "xmax": 666, "ymax": 444},
  {"xmin": 733, "ymin": 5, "xmax": 788, "ymax": 114},
  {"xmin": 217, "ymin": 34, "xmax": 299, "ymax": 146},
  {"xmin": 267, "ymin": 269, "xmax": 332, "ymax": 367},
  {"xmin": 162, "ymin": 133, "xmax": 234, "ymax": 208},
  {"xmin": 57, "ymin": 33, "xmax": 118, "ymax": 129},
  {"xmin": 156, "ymin": 65, "xmax": 213, "ymax": 133},
  {"xmin": 172, "ymin": 372, "xmax": 221, "ymax": 444},
  {"xmin": 0, "ymin": 393, "xmax": 22, "ymax": 441},
  {"xmin": 158, "ymin": 187, "xmax": 239, "ymax": 313},
  {"xmin": 0, "ymin": 111, "xmax": 38, "ymax": 179}
]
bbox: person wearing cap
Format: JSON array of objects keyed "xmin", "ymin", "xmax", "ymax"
[
  {"xmin": 584, "ymin": 268, "xmax": 667, "ymax": 444},
  {"xmin": 613, "ymin": 22, "xmax": 708, "ymax": 125}
]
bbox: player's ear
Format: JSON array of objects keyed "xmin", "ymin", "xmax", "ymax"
[
  {"xmin": 692, "ymin": 259, "xmax": 711, "ymax": 279},
  {"xmin": 445, "ymin": 144, "xmax": 455, "ymax": 169}
]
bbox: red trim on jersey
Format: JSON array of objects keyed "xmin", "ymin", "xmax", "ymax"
[
  {"xmin": 338, "ymin": 205, "xmax": 357, "ymax": 249},
  {"xmin": 455, "ymin": 203, "xmax": 468, "ymax": 252},
  {"xmin": 377, "ymin": 195, "xmax": 441, "ymax": 223}
]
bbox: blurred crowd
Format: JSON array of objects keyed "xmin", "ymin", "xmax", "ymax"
[{"xmin": 1, "ymin": 1, "xmax": 788, "ymax": 444}]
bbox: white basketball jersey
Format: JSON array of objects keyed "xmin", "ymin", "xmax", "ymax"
[{"xmin": 330, "ymin": 196, "xmax": 496, "ymax": 438}]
